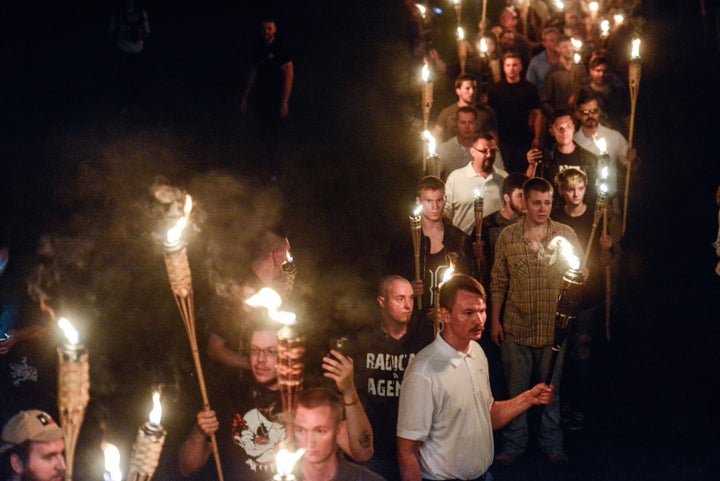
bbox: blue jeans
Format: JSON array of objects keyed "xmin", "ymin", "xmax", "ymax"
[{"xmin": 499, "ymin": 339, "xmax": 565, "ymax": 455}]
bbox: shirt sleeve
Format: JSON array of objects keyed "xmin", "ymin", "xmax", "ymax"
[{"xmin": 397, "ymin": 369, "xmax": 433, "ymax": 441}]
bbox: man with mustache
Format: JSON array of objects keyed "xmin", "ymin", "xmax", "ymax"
[
  {"xmin": 397, "ymin": 274, "xmax": 554, "ymax": 481},
  {"xmin": 0, "ymin": 410, "xmax": 65, "ymax": 481}
]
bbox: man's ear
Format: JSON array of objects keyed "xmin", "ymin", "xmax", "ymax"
[
  {"xmin": 377, "ymin": 296, "xmax": 386, "ymax": 309},
  {"xmin": 10, "ymin": 453, "xmax": 25, "ymax": 475},
  {"xmin": 336, "ymin": 419, "xmax": 347, "ymax": 443}
]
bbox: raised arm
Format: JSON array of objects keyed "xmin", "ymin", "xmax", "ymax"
[{"xmin": 323, "ymin": 350, "xmax": 374, "ymax": 462}]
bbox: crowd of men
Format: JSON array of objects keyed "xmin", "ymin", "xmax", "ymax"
[{"xmin": 1, "ymin": 1, "xmax": 643, "ymax": 481}]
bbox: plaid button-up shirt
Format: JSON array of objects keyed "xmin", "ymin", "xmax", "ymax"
[{"xmin": 490, "ymin": 219, "xmax": 582, "ymax": 347}]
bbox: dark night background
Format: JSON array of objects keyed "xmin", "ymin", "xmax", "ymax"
[{"xmin": 2, "ymin": 0, "xmax": 720, "ymax": 480}]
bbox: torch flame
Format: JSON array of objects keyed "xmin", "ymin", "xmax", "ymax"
[
  {"xmin": 58, "ymin": 317, "xmax": 79, "ymax": 346},
  {"xmin": 166, "ymin": 195, "xmax": 193, "ymax": 245},
  {"xmin": 415, "ymin": 3, "xmax": 427, "ymax": 18},
  {"xmin": 276, "ymin": 448, "xmax": 306, "ymax": 477},
  {"xmin": 412, "ymin": 204, "xmax": 423, "ymax": 218},
  {"xmin": 245, "ymin": 287, "xmax": 283, "ymax": 312},
  {"xmin": 422, "ymin": 130, "xmax": 437, "ymax": 155},
  {"xmin": 595, "ymin": 137, "xmax": 608, "ymax": 154},
  {"xmin": 102, "ymin": 442, "xmax": 123, "ymax": 481},
  {"xmin": 149, "ymin": 391, "xmax": 162, "ymax": 426},
  {"xmin": 479, "ymin": 37, "xmax": 488, "ymax": 55},
  {"xmin": 441, "ymin": 264, "xmax": 455, "ymax": 284},
  {"xmin": 631, "ymin": 37, "xmax": 641, "ymax": 59},
  {"xmin": 588, "ymin": 1, "xmax": 598, "ymax": 13},
  {"xmin": 613, "ymin": 14, "xmax": 624, "ymax": 25},
  {"xmin": 600, "ymin": 19, "xmax": 610, "ymax": 36},
  {"xmin": 571, "ymin": 38, "xmax": 582, "ymax": 50},
  {"xmin": 550, "ymin": 236, "xmax": 580, "ymax": 271},
  {"xmin": 573, "ymin": 53, "xmax": 582, "ymax": 64},
  {"xmin": 244, "ymin": 288, "xmax": 296, "ymax": 325},
  {"xmin": 601, "ymin": 166, "xmax": 609, "ymax": 180},
  {"xmin": 422, "ymin": 62, "xmax": 430, "ymax": 83},
  {"xmin": 474, "ymin": 188, "xmax": 482, "ymax": 199},
  {"xmin": 457, "ymin": 26, "xmax": 465, "ymax": 41},
  {"xmin": 554, "ymin": 0, "xmax": 564, "ymax": 10}
]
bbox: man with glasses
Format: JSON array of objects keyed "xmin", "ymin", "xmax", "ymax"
[
  {"xmin": 573, "ymin": 90, "xmax": 636, "ymax": 204},
  {"xmin": 179, "ymin": 324, "xmax": 374, "ymax": 481},
  {"xmin": 445, "ymin": 134, "xmax": 506, "ymax": 237}
]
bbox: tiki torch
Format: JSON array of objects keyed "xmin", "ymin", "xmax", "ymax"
[
  {"xmin": 480, "ymin": 0, "xmax": 488, "ymax": 35},
  {"xmin": 457, "ymin": 26, "xmax": 467, "ymax": 75},
  {"xmin": 624, "ymin": 35, "xmax": 642, "ymax": 235},
  {"xmin": 421, "ymin": 62, "xmax": 433, "ymax": 133},
  {"xmin": 274, "ymin": 448, "xmax": 306, "ymax": 481},
  {"xmin": 245, "ymin": 288, "xmax": 305, "ymax": 443},
  {"xmin": 410, "ymin": 205, "xmax": 423, "ymax": 310},
  {"xmin": 102, "ymin": 441, "xmax": 123, "ymax": 481},
  {"xmin": 544, "ymin": 239, "xmax": 585, "ymax": 386},
  {"xmin": 423, "ymin": 130, "xmax": 439, "ymax": 178},
  {"xmin": 281, "ymin": 251, "xmax": 297, "ymax": 295},
  {"xmin": 433, "ymin": 264, "xmax": 454, "ymax": 337},
  {"xmin": 473, "ymin": 188, "xmax": 484, "ymax": 244},
  {"xmin": 162, "ymin": 195, "xmax": 224, "ymax": 481},
  {"xmin": 57, "ymin": 317, "xmax": 89, "ymax": 481},
  {"xmin": 582, "ymin": 143, "xmax": 610, "ymax": 267},
  {"xmin": 127, "ymin": 392, "xmax": 167, "ymax": 481}
]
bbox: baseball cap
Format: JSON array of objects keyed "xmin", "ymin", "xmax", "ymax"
[{"xmin": 0, "ymin": 410, "xmax": 64, "ymax": 454}]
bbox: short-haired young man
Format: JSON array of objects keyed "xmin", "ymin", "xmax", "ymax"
[
  {"xmin": 397, "ymin": 274, "xmax": 553, "ymax": 481},
  {"xmin": 490, "ymin": 177, "xmax": 583, "ymax": 465},
  {"xmin": 294, "ymin": 388, "xmax": 383, "ymax": 481},
  {"xmin": 1, "ymin": 410, "xmax": 65, "ymax": 481},
  {"xmin": 385, "ymin": 176, "xmax": 475, "ymax": 314},
  {"xmin": 431, "ymin": 75, "xmax": 498, "ymax": 144}
]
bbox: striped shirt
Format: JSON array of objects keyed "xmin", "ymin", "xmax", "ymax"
[{"xmin": 490, "ymin": 219, "xmax": 582, "ymax": 347}]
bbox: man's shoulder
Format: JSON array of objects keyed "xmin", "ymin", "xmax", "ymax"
[
  {"xmin": 335, "ymin": 455, "xmax": 386, "ymax": 481},
  {"xmin": 437, "ymin": 103, "xmax": 459, "ymax": 119}
]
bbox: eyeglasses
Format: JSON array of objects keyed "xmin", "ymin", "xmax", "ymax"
[
  {"xmin": 579, "ymin": 108, "xmax": 600, "ymax": 115},
  {"xmin": 472, "ymin": 146, "xmax": 496, "ymax": 155},
  {"xmin": 250, "ymin": 347, "xmax": 279, "ymax": 357}
]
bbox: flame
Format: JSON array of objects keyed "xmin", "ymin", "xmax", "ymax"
[
  {"xmin": 631, "ymin": 37, "xmax": 641, "ymax": 59},
  {"xmin": 244, "ymin": 288, "xmax": 296, "ymax": 325},
  {"xmin": 613, "ymin": 14, "xmax": 624, "ymax": 25},
  {"xmin": 102, "ymin": 442, "xmax": 123, "ymax": 481},
  {"xmin": 285, "ymin": 251, "xmax": 294, "ymax": 263},
  {"xmin": 58, "ymin": 317, "xmax": 79, "ymax": 346},
  {"xmin": 571, "ymin": 38, "xmax": 582, "ymax": 50},
  {"xmin": 479, "ymin": 37, "xmax": 488, "ymax": 54},
  {"xmin": 588, "ymin": 1, "xmax": 598, "ymax": 13},
  {"xmin": 550, "ymin": 236, "xmax": 580, "ymax": 271},
  {"xmin": 474, "ymin": 188, "xmax": 483, "ymax": 199},
  {"xmin": 600, "ymin": 166, "xmax": 609, "ymax": 180},
  {"xmin": 149, "ymin": 391, "xmax": 162, "ymax": 426},
  {"xmin": 457, "ymin": 26, "xmax": 464, "ymax": 41},
  {"xmin": 573, "ymin": 53, "xmax": 582, "ymax": 64},
  {"xmin": 422, "ymin": 130, "xmax": 436, "ymax": 155},
  {"xmin": 554, "ymin": 0, "xmax": 564, "ymax": 10},
  {"xmin": 166, "ymin": 195, "xmax": 193, "ymax": 245},
  {"xmin": 441, "ymin": 264, "xmax": 455, "ymax": 284},
  {"xmin": 276, "ymin": 448, "xmax": 306, "ymax": 477},
  {"xmin": 415, "ymin": 3, "xmax": 427, "ymax": 18},
  {"xmin": 600, "ymin": 20, "xmax": 610, "ymax": 35},
  {"xmin": 422, "ymin": 62, "xmax": 430, "ymax": 82},
  {"xmin": 412, "ymin": 204, "xmax": 423, "ymax": 218},
  {"xmin": 595, "ymin": 137, "xmax": 608, "ymax": 153}
]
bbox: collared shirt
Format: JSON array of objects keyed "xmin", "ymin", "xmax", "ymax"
[
  {"xmin": 397, "ymin": 334, "xmax": 494, "ymax": 480},
  {"xmin": 490, "ymin": 219, "xmax": 582, "ymax": 347},
  {"xmin": 445, "ymin": 163, "xmax": 506, "ymax": 236}
]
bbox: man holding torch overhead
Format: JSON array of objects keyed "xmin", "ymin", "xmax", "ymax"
[
  {"xmin": 385, "ymin": 176, "xmax": 475, "ymax": 317},
  {"xmin": 490, "ymin": 177, "xmax": 583, "ymax": 466}
]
